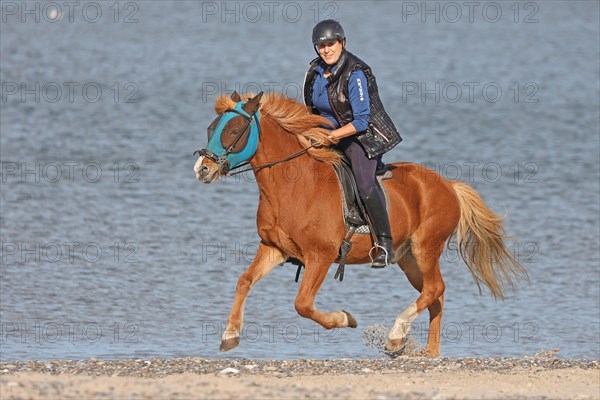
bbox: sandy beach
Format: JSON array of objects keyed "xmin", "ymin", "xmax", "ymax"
[{"xmin": 1, "ymin": 357, "xmax": 598, "ymax": 399}]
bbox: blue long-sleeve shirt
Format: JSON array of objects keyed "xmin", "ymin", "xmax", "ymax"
[{"xmin": 311, "ymin": 64, "xmax": 370, "ymax": 132}]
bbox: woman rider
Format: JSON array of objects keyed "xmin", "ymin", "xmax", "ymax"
[{"xmin": 303, "ymin": 20, "xmax": 402, "ymax": 268}]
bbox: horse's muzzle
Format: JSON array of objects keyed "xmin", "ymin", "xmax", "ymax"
[{"xmin": 194, "ymin": 153, "xmax": 220, "ymax": 183}]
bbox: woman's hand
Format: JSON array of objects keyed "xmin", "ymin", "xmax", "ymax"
[
  {"xmin": 310, "ymin": 134, "xmax": 336, "ymax": 148},
  {"xmin": 330, "ymin": 123, "xmax": 357, "ymax": 140}
]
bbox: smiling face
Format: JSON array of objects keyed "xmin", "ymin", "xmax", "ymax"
[{"xmin": 317, "ymin": 40, "xmax": 344, "ymax": 65}]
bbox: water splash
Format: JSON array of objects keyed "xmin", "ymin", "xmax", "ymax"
[{"xmin": 363, "ymin": 324, "xmax": 426, "ymax": 358}]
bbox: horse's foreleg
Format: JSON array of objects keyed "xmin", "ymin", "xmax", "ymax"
[
  {"xmin": 294, "ymin": 260, "xmax": 358, "ymax": 330},
  {"xmin": 388, "ymin": 240, "xmax": 445, "ymax": 356},
  {"xmin": 220, "ymin": 242, "xmax": 286, "ymax": 351}
]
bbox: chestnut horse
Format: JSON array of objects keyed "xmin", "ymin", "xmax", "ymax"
[{"xmin": 194, "ymin": 91, "xmax": 528, "ymax": 357}]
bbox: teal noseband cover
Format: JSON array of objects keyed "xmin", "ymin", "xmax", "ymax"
[{"xmin": 205, "ymin": 102, "xmax": 260, "ymax": 170}]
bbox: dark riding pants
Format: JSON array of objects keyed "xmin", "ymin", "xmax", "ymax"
[{"xmin": 337, "ymin": 138, "xmax": 382, "ymax": 199}]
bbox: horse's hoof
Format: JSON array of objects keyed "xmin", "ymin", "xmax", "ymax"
[
  {"xmin": 384, "ymin": 338, "xmax": 406, "ymax": 358},
  {"xmin": 342, "ymin": 310, "xmax": 358, "ymax": 328},
  {"xmin": 424, "ymin": 349, "xmax": 440, "ymax": 358},
  {"xmin": 219, "ymin": 336, "xmax": 240, "ymax": 352}
]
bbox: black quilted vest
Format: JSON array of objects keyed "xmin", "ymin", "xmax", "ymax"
[{"xmin": 303, "ymin": 51, "xmax": 402, "ymax": 158}]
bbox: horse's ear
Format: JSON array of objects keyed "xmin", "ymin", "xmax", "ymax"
[
  {"xmin": 242, "ymin": 91, "xmax": 263, "ymax": 115},
  {"xmin": 230, "ymin": 91, "xmax": 242, "ymax": 102}
]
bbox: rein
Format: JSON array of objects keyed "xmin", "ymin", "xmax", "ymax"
[{"xmin": 226, "ymin": 144, "xmax": 317, "ymax": 177}]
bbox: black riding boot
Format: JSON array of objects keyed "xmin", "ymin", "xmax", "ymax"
[{"xmin": 363, "ymin": 184, "xmax": 395, "ymax": 268}]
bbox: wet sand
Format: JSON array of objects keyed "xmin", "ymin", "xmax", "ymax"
[{"xmin": 1, "ymin": 357, "xmax": 598, "ymax": 399}]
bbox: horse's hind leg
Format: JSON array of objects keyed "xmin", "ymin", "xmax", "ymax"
[
  {"xmin": 397, "ymin": 251, "xmax": 445, "ymax": 356},
  {"xmin": 389, "ymin": 239, "xmax": 446, "ymax": 357},
  {"xmin": 220, "ymin": 242, "xmax": 286, "ymax": 351},
  {"xmin": 294, "ymin": 260, "xmax": 358, "ymax": 330}
]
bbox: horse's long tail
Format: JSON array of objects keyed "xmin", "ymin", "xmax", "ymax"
[{"xmin": 450, "ymin": 181, "xmax": 529, "ymax": 300}]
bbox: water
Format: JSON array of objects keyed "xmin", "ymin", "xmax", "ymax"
[{"xmin": 1, "ymin": 1, "xmax": 598, "ymax": 361}]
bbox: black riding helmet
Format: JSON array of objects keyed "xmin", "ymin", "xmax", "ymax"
[
  {"xmin": 312, "ymin": 20, "xmax": 346, "ymax": 56},
  {"xmin": 312, "ymin": 19, "xmax": 346, "ymax": 45}
]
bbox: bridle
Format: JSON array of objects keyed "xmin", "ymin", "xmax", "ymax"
[
  {"xmin": 194, "ymin": 107, "xmax": 318, "ymax": 177},
  {"xmin": 193, "ymin": 107, "xmax": 260, "ymax": 175}
]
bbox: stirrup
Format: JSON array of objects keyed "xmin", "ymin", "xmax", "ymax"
[{"xmin": 368, "ymin": 242, "xmax": 390, "ymax": 268}]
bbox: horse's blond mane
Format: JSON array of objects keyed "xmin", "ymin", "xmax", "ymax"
[{"xmin": 214, "ymin": 93, "xmax": 341, "ymax": 164}]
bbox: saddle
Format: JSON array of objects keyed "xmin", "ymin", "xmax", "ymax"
[
  {"xmin": 332, "ymin": 158, "xmax": 393, "ymax": 234},
  {"xmin": 328, "ymin": 158, "xmax": 394, "ymax": 281}
]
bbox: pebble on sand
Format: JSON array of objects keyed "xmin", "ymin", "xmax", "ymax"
[{"xmin": 219, "ymin": 367, "xmax": 240, "ymax": 375}]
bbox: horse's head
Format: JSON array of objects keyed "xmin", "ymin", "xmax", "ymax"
[{"xmin": 194, "ymin": 91, "xmax": 263, "ymax": 183}]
